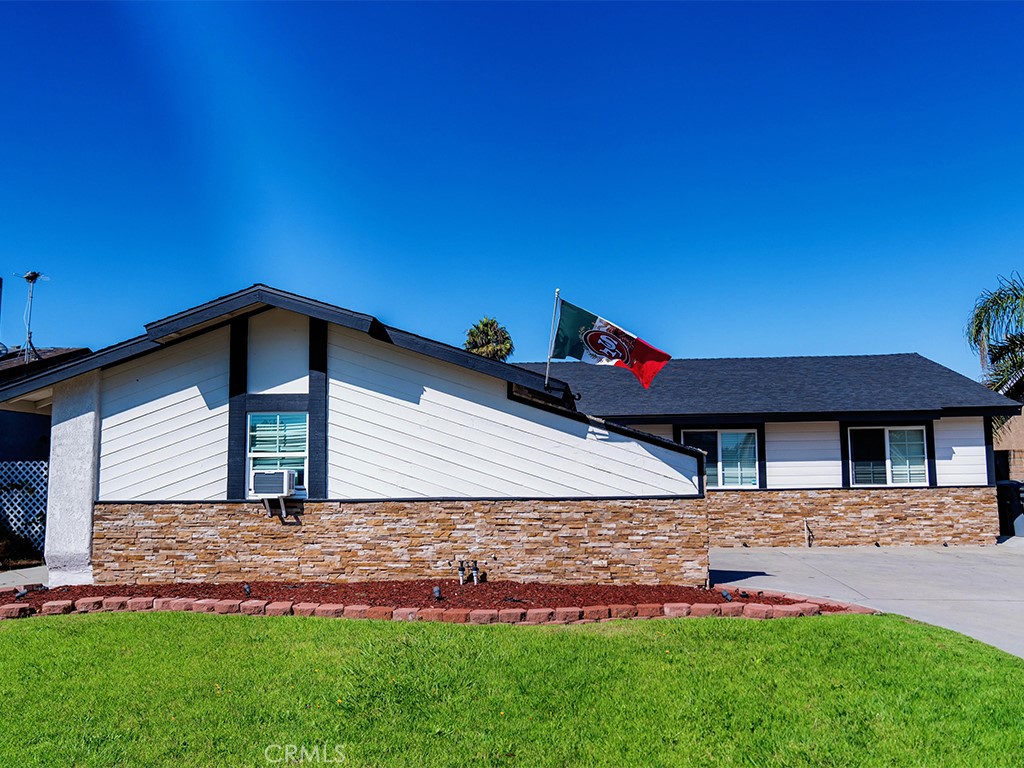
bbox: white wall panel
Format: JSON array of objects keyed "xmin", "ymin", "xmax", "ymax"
[
  {"xmin": 326, "ymin": 325, "xmax": 699, "ymax": 498},
  {"xmin": 98, "ymin": 328, "xmax": 229, "ymax": 500},
  {"xmin": 765, "ymin": 421, "xmax": 842, "ymax": 489},
  {"xmin": 634, "ymin": 424, "xmax": 675, "ymax": 441},
  {"xmin": 934, "ymin": 416, "xmax": 988, "ymax": 486},
  {"xmin": 248, "ymin": 309, "xmax": 309, "ymax": 395}
]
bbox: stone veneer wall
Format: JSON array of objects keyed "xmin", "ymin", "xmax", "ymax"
[
  {"xmin": 91, "ymin": 499, "xmax": 709, "ymax": 586},
  {"xmin": 708, "ymin": 486, "xmax": 999, "ymax": 547}
]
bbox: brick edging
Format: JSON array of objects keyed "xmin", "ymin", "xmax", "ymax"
[{"xmin": 0, "ymin": 595, "xmax": 879, "ymax": 623}]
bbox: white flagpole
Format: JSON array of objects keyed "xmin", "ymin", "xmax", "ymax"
[{"xmin": 544, "ymin": 288, "xmax": 561, "ymax": 390}]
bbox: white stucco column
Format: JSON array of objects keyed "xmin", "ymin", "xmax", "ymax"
[{"xmin": 44, "ymin": 371, "xmax": 101, "ymax": 586}]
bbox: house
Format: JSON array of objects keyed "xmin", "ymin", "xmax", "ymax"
[
  {"xmin": 992, "ymin": 416, "xmax": 1024, "ymax": 481},
  {"xmin": 0, "ymin": 346, "xmax": 90, "ymax": 462},
  {"xmin": 0, "ymin": 286, "xmax": 706, "ymax": 587},
  {"xmin": 519, "ymin": 357, "xmax": 1021, "ymax": 547},
  {"xmin": 0, "ymin": 346, "xmax": 90, "ymax": 556}
]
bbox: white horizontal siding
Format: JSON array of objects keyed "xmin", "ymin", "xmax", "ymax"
[
  {"xmin": 248, "ymin": 308, "xmax": 309, "ymax": 395},
  {"xmin": 765, "ymin": 421, "xmax": 842, "ymax": 489},
  {"xmin": 934, "ymin": 416, "xmax": 988, "ymax": 486},
  {"xmin": 633, "ymin": 424, "xmax": 674, "ymax": 441},
  {"xmin": 326, "ymin": 326, "xmax": 699, "ymax": 498},
  {"xmin": 98, "ymin": 328, "xmax": 230, "ymax": 501}
]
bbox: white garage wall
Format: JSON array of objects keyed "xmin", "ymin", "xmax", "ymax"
[
  {"xmin": 326, "ymin": 325, "xmax": 700, "ymax": 498},
  {"xmin": 97, "ymin": 328, "xmax": 230, "ymax": 501},
  {"xmin": 248, "ymin": 309, "xmax": 309, "ymax": 395},
  {"xmin": 934, "ymin": 416, "xmax": 988, "ymax": 486},
  {"xmin": 765, "ymin": 421, "xmax": 842, "ymax": 489}
]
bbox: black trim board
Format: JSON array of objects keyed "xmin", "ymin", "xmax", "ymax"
[
  {"xmin": 226, "ymin": 318, "xmax": 249, "ymax": 500},
  {"xmin": 307, "ymin": 318, "xmax": 328, "ymax": 499},
  {"xmin": 229, "ymin": 395, "xmax": 316, "ymax": 499},
  {"xmin": 610, "ymin": 406, "xmax": 1021, "ymax": 425},
  {"xmin": 925, "ymin": 421, "xmax": 938, "ymax": 488},
  {"xmin": 98, "ymin": 493, "xmax": 704, "ymax": 504},
  {"xmin": 228, "ymin": 315, "xmax": 329, "ymax": 500},
  {"xmin": 756, "ymin": 423, "xmax": 767, "ymax": 490},
  {"xmin": 96, "ymin": 483, "xmax": 996, "ymax": 506},
  {"xmin": 145, "ymin": 285, "xmax": 376, "ymax": 342}
]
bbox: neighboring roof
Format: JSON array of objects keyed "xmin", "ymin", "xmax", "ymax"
[
  {"xmin": 517, "ymin": 354, "xmax": 1022, "ymax": 421},
  {"xmin": 0, "ymin": 285, "xmax": 572, "ymax": 404},
  {"xmin": 0, "ymin": 347, "xmax": 90, "ymax": 385}
]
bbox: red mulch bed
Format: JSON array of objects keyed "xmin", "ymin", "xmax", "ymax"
[{"xmin": 7, "ymin": 580, "xmax": 843, "ymax": 612}]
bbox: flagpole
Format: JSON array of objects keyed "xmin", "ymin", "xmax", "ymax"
[{"xmin": 544, "ymin": 288, "xmax": 560, "ymax": 390}]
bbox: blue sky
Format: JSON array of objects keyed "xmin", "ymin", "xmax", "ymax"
[{"xmin": 1, "ymin": 2, "xmax": 1022, "ymax": 378}]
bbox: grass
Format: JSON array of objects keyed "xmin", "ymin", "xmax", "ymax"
[{"xmin": 1, "ymin": 613, "xmax": 1022, "ymax": 767}]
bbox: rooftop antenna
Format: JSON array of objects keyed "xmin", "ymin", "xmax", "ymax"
[
  {"xmin": 0, "ymin": 277, "xmax": 7, "ymax": 357},
  {"xmin": 19, "ymin": 271, "xmax": 48, "ymax": 364}
]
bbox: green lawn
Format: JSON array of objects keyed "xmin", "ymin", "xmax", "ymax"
[{"xmin": 1, "ymin": 613, "xmax": 1022, "ymax": 767}]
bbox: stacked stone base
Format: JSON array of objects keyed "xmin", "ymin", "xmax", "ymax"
[
  {"xmin": 708, "ymin": 486, "xmax": 998, "ymax": 547},
  {"xmin": 91, "ymin": 498, "xmax": 709, "ymax": 586}
]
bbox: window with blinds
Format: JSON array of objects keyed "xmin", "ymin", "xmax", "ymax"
[
  {"xmin": 720, "ymin": 431, "xmax": 758, "ymax": 487},
  {"xmin": 248, "ymin": 413, "xmax": 308, "ymax": 491},
  {"xmin": 849, "ymin": 427, "xmax": 927, "ymax": 486},
  {"xmin": 888, "ymin": 429, "xmax": 927, "ymax": 484},
  {"xmin": 682, "ymin": 429, "xmax": 757, "ymax": 488}
]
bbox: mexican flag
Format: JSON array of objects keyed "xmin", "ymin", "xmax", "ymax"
[{"xmin": 550, "ymin": 299, "xmax": 670, "ymax": 389}]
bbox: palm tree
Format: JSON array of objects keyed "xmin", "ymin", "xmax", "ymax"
[
  {"xmin": 464, "ymin": 317, "xmax": 514, "ymax": 362},
  {"xmin": 966, "ymin": 273, "xmax": 1024, "ymax": 406}
]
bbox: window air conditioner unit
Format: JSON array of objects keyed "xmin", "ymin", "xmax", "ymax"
[{"xmin": 250, "ymin": 469, "xmax": 297, "ymax": 499}]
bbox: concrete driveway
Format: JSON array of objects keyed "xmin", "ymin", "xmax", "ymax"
[
  {"xmin": 0, "ymin": 565, "xmax": 48, "ymax": 589},
  {"xmin": 711, "ymin": 539, "xmax": 1024, "ymax": 659}
]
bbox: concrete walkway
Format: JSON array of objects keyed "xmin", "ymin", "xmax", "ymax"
[
  {"xmin": 711, "ymin": 539, "xmax": 1024, "ymax": 659},
  {"xmin": 0, "ymin": 565, "xmax": 48, "ymax": 589}
]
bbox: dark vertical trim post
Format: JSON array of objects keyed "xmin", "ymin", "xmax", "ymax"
[
  {"xmin": 839, "ymin": 422, "xmax": 851, "ymax": 488},
  {"xmin": 925, "ymin": 421, "xmax": 938, "ymax": 487},
  {"xmin": 307, "ymin": 318, "xmax": 328, "ymax": 499},
  {"xmin": 227, "ymin": 317, "xmax": 249, "ymax": 500},
  {"xmin": 756, "ymin": 423, "xmax": 767, "ymax": 489},
  {"xmin": 673, "ymin": 424, "xmax": 707, "ymax": 497},
  {"xmin": 984, "ymin": 416, "xmax": 996, "ymax": 486}
]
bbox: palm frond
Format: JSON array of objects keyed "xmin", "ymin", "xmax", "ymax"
[{"xmin": 965, "ymin": 272, "xmax": 1024, "ymax": 365}]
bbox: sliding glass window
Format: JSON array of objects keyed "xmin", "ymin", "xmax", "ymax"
[
  {"xmin": 682, "ymin": 429, "xmax": 758, "ymax": 488},
  {"xmin": 849, "ymin": 427, "xmax": 927, "ymax": 486}
]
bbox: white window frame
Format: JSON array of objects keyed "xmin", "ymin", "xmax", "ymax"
[
  {"xmin": 848, "ymin": 426, "xmax": 929, "ymax": 488},
  {"xmin": 247, "ymin": 412, "xmax": 309, "ymax": 499},
  {"xmin": 682, "ymin": 428, "xmax": 759, "ymax": 489}
]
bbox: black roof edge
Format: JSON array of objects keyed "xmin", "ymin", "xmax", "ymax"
[
  {"xmin": 0, "ymin": 336, "xmax": 159, "ymax": 402},
  {"xmin": 384, "ymin": 325, "xmax": 571, "ymax": 400},
  {"xmin": 606, "ymin": 406, "xmax": 1022, "ymax": 425},
  {"xmin": 144, "ymin": 284, "xmax": 377, "ymax": 341},
  {"xmin": 0, "ymin": 284, "xmax": 572, "ymax": 404},
  {"xmin": 506, "ymin": 384, "xmax": 707, "ymax": 470}
]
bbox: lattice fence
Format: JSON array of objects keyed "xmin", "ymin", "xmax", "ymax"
[{"xmin": 0, "ymin": 461, "xmax": 48, "ymax": 552}]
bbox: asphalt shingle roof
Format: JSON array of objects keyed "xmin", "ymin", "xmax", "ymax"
[{"xmin": 517, "ymin": 354, "xmax": 1020, "ymax": 418}]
